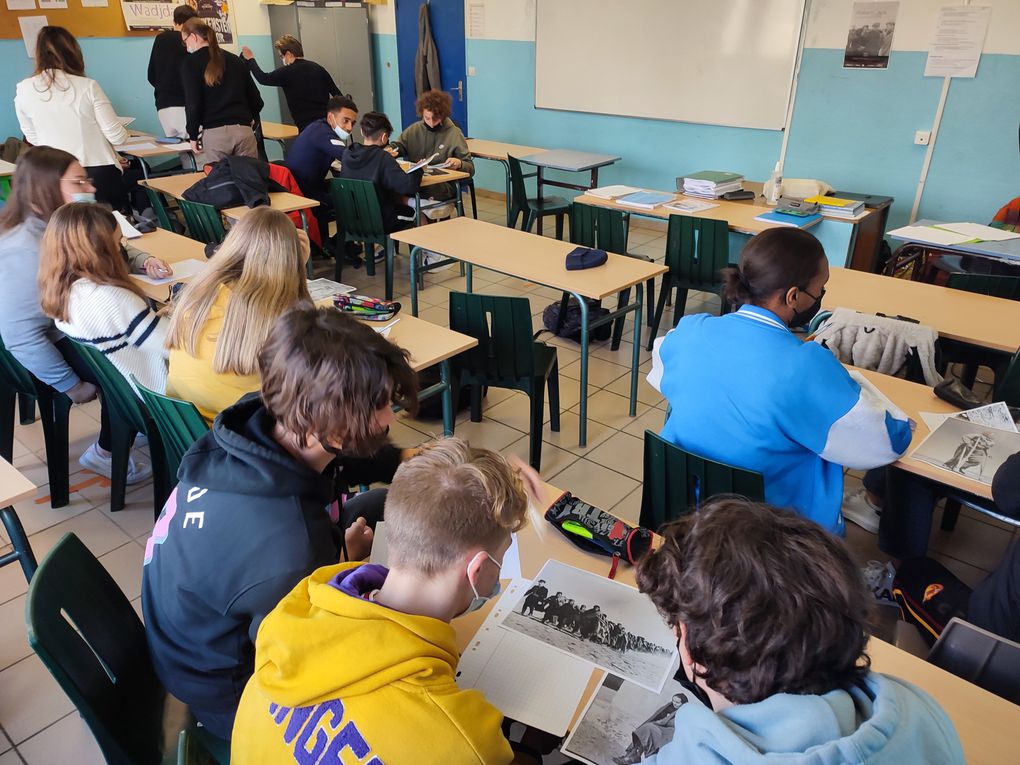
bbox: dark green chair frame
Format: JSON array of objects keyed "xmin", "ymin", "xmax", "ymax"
[
  {"xmin": 133, "ymin": 377, "xmax": 209, "ymax": 494},
  {"xmin": 143, "ymin": 187, "xmax": 176, "ymax": 232},
  {"xmin": 178, "ymin": 199, "xmax": 226, "ymax": 246},
  {"xmin": 639, "ymin": 429, "xmax": 764, "ymax": 531},
  {"xmin": 449, "ymin": 292, "xmax": 560, "ymax": 470},
  {"xmin": 646, "ymin": 214, "xmax": 733, "ymax": 351},
  {"xmin": 69, "ymin": 341, "xmax": 169, "ymax": 515},
  {"xmin": 946, "ymin": 273, "xmax": 1020, "ymax": 300},
  {"xmin": 329, "ymin": 177, "xmax": 398, "ymax": 298},
  {"xmin": 507, "ymin": 155, "xmax": 569, "ymax": 239}
]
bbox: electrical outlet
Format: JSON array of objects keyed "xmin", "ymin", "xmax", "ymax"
[
  {"xmin": 914, "ymin": 130, "xmax": 931, "ymax": 146},
  {"xmin": 468, "ymin": 66, "xmax": 476, "ymax": 76}
]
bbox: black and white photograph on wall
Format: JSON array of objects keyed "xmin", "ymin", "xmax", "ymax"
[
  {"xmin": 493, "ymin": 560, "xmax": 677, "ymax": 692},
  {"xmin": 912, "ymin": 417, "xmax": 1020, "ymax": 486},
  {"xmin": 844, "ymin": 1, "xmax": 899, "ymax": 69},
  {"xmin": 561, "ymin": 671, "xmax": 703, "ymax": 765}
]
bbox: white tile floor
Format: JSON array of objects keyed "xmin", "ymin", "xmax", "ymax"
[{"xmin": 0, "ymin": 192, "xmax": 1015, "ymax": 761}]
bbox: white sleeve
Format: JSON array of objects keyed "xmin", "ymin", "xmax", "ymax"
[
  {"xmin": 89, "ymin": 80, "xmax": 130, "ymax": 147},
  {"xmin": 14, "ymin": 93, "xmax": 38, "ymax": 146},
  {"xmin": 646, "ymin": 332, "xmax": 672, "ymax": 394},
  {"xmin": 820, "ymin": 385, "xmax": 913, "ymax": 469}
]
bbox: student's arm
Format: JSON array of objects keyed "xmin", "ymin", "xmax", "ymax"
[
  {"xmin": 181, "ymin": 59, "xmax": 203, "ymax": 142},
  {"xmin": 992, "ymin": 452, "xmax": 1020, "ymax": 516},
  {"xmin": 382, "ymin": 153, "xmax": 423, "ymax": 196},
  {"xmin": 88, "ymin": 80, "xmax": 130, "ymax": 147},
  {"xmin": 120, "ymin": 292, "xmax": 171, "ymax": 359},
  {"xmin": 147, "ymin": 37, "xmax": 160, "ymax": 88},
  {"xmin": 244, "ymin": 65, "xmax": 265, "ymax": 119},
  {"xmin": 14, "ymin": 97, "xmax": 38, "ymax": 146},
  {"xmin": 244, "ymin": 56, "xmax": 285, "ymax": 87},
  {"xmin": 390, "ymin": 127, "xmax": 410, "ymax": 158},
  {"xmin": 2, "ymin": 312, "xmax": 80, "ymax": 392},
  {"xmin": 313, "ymin": 127, "xmax": 347, "ymax": 162},
  {"xmin": 324, "ymin": 66, "xmax": 341, "ymax": 97},
  {"xmin": 446, "ymin": 128, "xmax": 475, "ymax": 176}
]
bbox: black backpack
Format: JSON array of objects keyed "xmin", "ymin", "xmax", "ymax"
[
  {"xmin": 182, "ymin": 155, "xmax": 277, "ymax": 209},
  {"xmin": 542, "ymin": 297, "xmax": 612, "ymax": 342}
]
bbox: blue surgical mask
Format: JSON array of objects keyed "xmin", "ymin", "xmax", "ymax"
[
  {"xmin": 463, "ymin": 551, "xmax": 502, "ymax": 614},
  {"xmin": 333, "ymin": 124, "xmax": 350, "ymax": 142},
  {"xmin": 71, "ymin": 192, "xmax": 96, "ymax": 204}
]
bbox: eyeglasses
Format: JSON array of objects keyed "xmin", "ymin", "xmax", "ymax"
[
  {"xmin": 799, "ymin": 287, "xmax": 826, "ymax": 302},
  {"xmin": 61, "ymin": 177, "xmax": 94, "ymax": 187}
]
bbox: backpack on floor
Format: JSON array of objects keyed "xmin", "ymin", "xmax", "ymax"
[
  {"xmin": 542, "ymin": 297, "xmax": 612, "ymax": 342},
  {"xmin": 893, "ymin": 557, "xmax": 972, "ymax": 646}
]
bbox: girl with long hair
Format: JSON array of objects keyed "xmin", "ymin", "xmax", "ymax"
[{"xmin": 166, "ymin": 207, "xmax": 311, "ymax": 422}]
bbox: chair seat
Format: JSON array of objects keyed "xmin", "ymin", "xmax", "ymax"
[
  {"xmin": 528, "ymin": 196, "xmax": 570, "ymax": 214},
  {"xmin": 533, "ymin": 341, "xmax": 558, "ymax": 378}
]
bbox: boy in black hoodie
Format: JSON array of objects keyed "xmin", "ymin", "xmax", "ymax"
[
  {"xmin": 141, "ymin": 306, "xmax": 420, "ymax": 740},
  {"xmin": 339, "ymin": 110, "xmax": 423, "ymax": 233}
]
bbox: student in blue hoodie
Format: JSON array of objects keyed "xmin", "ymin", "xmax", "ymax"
[
  {"xmin": 648, "ymin": 228, "xmax": 912, "ymax": 534},
  {"xmin": 635, "ymin": 497, "xmax": 965, "ymax": 765}
]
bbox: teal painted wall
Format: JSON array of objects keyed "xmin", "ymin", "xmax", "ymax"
[{"xmin": 371, "ymin": 33, "xmax": 402, "ymax": 132}]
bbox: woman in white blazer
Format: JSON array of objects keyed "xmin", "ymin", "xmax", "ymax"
[{"xmin": 15, "ymin": 26, "xmax": 130, "ymax": 211}]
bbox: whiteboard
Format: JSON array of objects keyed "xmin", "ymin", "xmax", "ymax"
[{"xmin": 535, "ymin": 0, "xmax": 806, "ymax": 131}]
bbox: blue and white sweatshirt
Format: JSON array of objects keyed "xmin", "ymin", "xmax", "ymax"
[{"xmin": 648, "ymin": 305, "xmax": 912, "ymax": 533}]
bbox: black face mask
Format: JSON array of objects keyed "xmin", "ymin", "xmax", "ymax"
[
  {"xmin": 789, "ymin": 287, "xmax": 825, "ymax": 328},
  {"xmin": 675, "ymin": 638, "xmax": 713, "ymax": 710},
  {"xmin": 424, "ymin": 119, "xmax": 443, "ymax": 132}
]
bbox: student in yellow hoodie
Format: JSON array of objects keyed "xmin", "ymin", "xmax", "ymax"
[{"xmin": 232, "ymin": 437, "xmax": 542, "ymax": 764}]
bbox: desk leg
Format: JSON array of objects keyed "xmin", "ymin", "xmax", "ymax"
[
  {"xmin": 590, "ymin": 168, "xmax": 599, "ymax": 188},
  {"xmin": 536, "ymin": 167, "xmax": 545, "ymax": 236},
  {"xmin": 574, "ymin": 291, "xmax": 589, "ymax": 448},
  {"xmin": 440, "ymin": 359, "xmax": 454, "ymax": 436},
  {"xmin": 410, "ymin": 246, "xmax": 421, "ymax": 316},
  {"xmin": 499, "ymin": 159, "xmax": 512, "ymax": 227},
  {"xmin": 139, "ymin": 158, "xmax": 151, "ymax": 181},
  {"xmin": 466, "ymin": 263, "xmax": 474, "ymax": 293},
  {"xmin": 299, "ymin": 210, "xmax": 313, "ymax": 278},
  {"xmin": 629, "ymin": 283, "xmax": 643, "ymax": 417}
]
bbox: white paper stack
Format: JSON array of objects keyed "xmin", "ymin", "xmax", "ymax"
[{"xmin": 680, "ymin": 171, "xmax": 744, "ymax": 199}]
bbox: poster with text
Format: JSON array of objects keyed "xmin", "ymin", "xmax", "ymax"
[
  {"xmin": 121, "ymin": 0, "xmax": 232, "ymax": 43},
  {"xmin": 844, "ymin": 1, "xmax": 899, "ymax": 69}
]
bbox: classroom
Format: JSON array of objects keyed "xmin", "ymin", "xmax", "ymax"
[{"xmin": 0, "ymin": 0, "xmax": 1018, "ymax": 762}]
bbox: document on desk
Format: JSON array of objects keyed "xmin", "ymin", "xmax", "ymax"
[
  {"xmin": 113, "ymin": 211, "xmax": 143, "ymax": 239},
  {"xmin": 663, "ymin": 198, "xmax": 718, "ymax": 214},
  {"xmin": 887, "ymin": 225, "xmax": 975, "ymax": 246},
  {"xmin": 402, "ymin": 153, "xmax": 439, "ymax": 174},
  {"xmin": 131, "ymin": 258, "xmax": 206, "ymax": 286},
  {"xmin": 936, "ymin": 223, "xmax": 1020, "ymax": 242},
  {"xmin": 919, "ymin": 402, "xmax": 1018, "ymax": 435}
]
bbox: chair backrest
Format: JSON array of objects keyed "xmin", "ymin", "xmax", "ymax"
[
  {"xmin": 664, "ymin": 213, "xmax": 731, "ymax": 291},
  {"xmin": 639, "ymin": 429, "xmax": 765, "ymax": 531},
  {"xmin": 26, "ymin": 533, "xmax": 167, "ymax": 765},
  {"xmin": 928, "ymin": 617, "xmax": 1020, "ymax": 704},
  {"xmin": 329, "ymin": 178, "xmax": 387, "ymax": 244},
  {"xmin": 0, "ymin": 334, "xmax": 35, "ymax": 397},
  {"xmin": 506, "ymin": 155, "xmax": 533, "ymax": 214},
  {"xmin": 994, "ymin": 348, "xmax": 1020, "ymax": 407},
  {"xmin": 570, "ymin": 202, "xmax": 628, "ymax": 253},
  {"xmin": 133, "ymin": 377, "xmax": 209, "ymax": 483},
  {"xmin": 946, "ymin": 273, "xmax": 1020, "ymax": 301},
  {"xmin": 178, "ymin": 199, "xmax": 226, "ymax": 245},
  {"xmin": 69, "ymin": 340, "xmax": 149, "ymax": 434},
  {"xmin": 143, "ymin": 187, "xmax": 175, "ymax": 232},
  {"xmin": 449, "ymin": 292, "xmax": 538, "ymax": 381}
]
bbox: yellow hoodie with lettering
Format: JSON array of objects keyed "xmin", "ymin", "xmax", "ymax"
[{"xmin": 231, "ymin": 562, "xmax": 513, "ymax": 765}]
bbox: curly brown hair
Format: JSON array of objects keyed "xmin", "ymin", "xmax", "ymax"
[
  {"xmin": 416, "ymin": 89, "xmax": 452, "ymax": 121},
  {"xmin": 636, "ymin": 497, "xmax": 872, "ymax": 705}
]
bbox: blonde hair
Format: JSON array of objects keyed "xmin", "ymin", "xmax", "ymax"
[
  {"xmin": 38, "ymin": 203, "xmax": 146, "ymax": 322},
  {"xmin": 384, "ymin": 438, "xmax": 528, "ymax": 575},
  {"xmin": 167, "ymin": 207, "xmax": 310, "ymax": 376}
]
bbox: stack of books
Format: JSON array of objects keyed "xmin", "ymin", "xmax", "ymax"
[
  {"xmin": 586, "ymin": 185, "xmax": 641, "ymax": 200},
  {"xmin": 679, "ymin": 171, "xmax": 744, "ymax": 199},
  {"xmin": 616, "ymin": 190, "xmax": 675, "ymax": 210},
  {"xmin": 805, "ymin": 195, "xmax": 865, "ymax": 219}
]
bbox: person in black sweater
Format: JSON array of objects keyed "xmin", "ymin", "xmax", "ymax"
[
  {"xmin": 339, "ymin": 111, "xmax": 423, "ymax": 234},
  {"xmin": 241, "ymin": 35, "xmax": 340, "ymax": 132},
  {"xmin": 147, "ymin": 4, "xmax": 197, "ymax": 139},
  {"xmin": 180, "ymin": 17, "xmax": 263, "ymax": 163}
]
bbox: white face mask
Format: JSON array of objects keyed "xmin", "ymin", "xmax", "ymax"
[
  {"xmin": 71, "ymin": 192, "xmax": 96, "ymax": 204},
  {"xmin": 186, "ymin": 42, "xmax": 198, "ymax": 53},
  {"xmin": 333, "ymin": 124, "xmax": 350, "ymax": 142},
  {"xmin": 462, "ymin": 551, "xmax": 502, "ymax": 615}
]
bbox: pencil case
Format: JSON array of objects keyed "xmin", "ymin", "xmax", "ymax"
[
  {"xmin": 545, "ymin": 492, "xmax": 652, "ymax": 564},
  {"xmin": 333, "ymin": 294, "xmax": 401, "ymax": 322}
]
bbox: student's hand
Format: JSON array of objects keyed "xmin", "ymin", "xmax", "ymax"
[
  {"xmin": 190, "ymin": 140, "xmax": 201, "ymax": 154},
  {"xmin": 508, "ymin": 455, "xmax": 544, "ymax": 504},
  {"xmin": 119, "ymin": 156, "xmax": 132, "ymax": 170},
  {"xmin": 383, "ymin": 146, "xmax": 399, "ymax": 157},
  {"xmin": 143, "ymin": 257, "xmax": 172, "ymax": 279},
  {"xmin": 400, "ymin": 447, "xmax": 422, "ymax": 462},
  {"xmin": 295, "ymin": 229, "xmax": 311, "ymax": 265},
  {"xmin": 241, "ymin": 45, "xmax": 254, "ymax": 60},
  {"xmin": 446, "ymin": 156, "xmax": 463, "ymax": 170},
  {"xmin": 66, "ymin": 380, "xmax": 98, "ymax": 404},
  {"xmin": 344, "ymin": 517, "xmax": 374, "ymax": 561}
]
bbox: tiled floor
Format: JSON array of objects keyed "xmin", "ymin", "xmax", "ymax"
[{"xmin": 0, "ymin": 193, "xmax": 1015, "ymax": 761}]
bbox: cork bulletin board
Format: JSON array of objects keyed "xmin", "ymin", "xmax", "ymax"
[{"xmin": 0, "ymin": 0, "xmax": 158, "ymax": 41}]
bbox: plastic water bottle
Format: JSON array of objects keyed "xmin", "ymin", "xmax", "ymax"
[{"xmin": 765, "ymin": 162, "xmax": 783, "ymax": 205}]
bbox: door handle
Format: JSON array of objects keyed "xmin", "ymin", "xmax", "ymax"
[{"xmin": 451, "ymin": 80, "xmax": 464, "ymax": 102}]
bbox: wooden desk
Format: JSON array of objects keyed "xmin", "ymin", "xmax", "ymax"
[
  {"xmin": 1, "ymin": 457, "xmax": 36, "ymax": 508},
  {"xmin": 115, "ymin": 138, "xmax": 196, "ymax": 178},
  {"xmin": 467, "ymin": 138, "xmax": 549, "ymax": 226},
  {"xmin": 854, "ymin": 368, "xmax": 993, "ymax": 501},
  {"xmin": 129, "ymin": 229, "xmax": 208, "ymax": 302},
  {"xmin": 0, "ymin": 159, "xmax": 16, "ymax": 177},
  {"xmin": 140, "ymin": 172, "xmax": 205, "ymax": 200},
  {"xmin": 453, "ymin": 478, "xmax": 1019, "ymax": 764},
  {"xmin": 391, "ymin": 217, "xmax": 667, "ymax": 446},
  {"xmin": 261, "ymin": 121, "xmax": 299, "ymax": 158},
  {"xmin": 826, "ymin": 267, "xmax": 1020, "ymax": 354},
  {"xmin": 518, "ymin": 150, "xmax": 622, "ymax": 236},
  {"xmin": 1, "ymin": 457, "xmax": 39, "ymax": 580}
]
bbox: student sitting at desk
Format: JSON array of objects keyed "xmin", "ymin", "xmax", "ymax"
[
  {"xmin": 648, "ymin": 227, "xmax": 912, "ymax": 534},
  {"xmin": 636, "ymin": 497, "xmax": 965, "ymax": 765},
  {"xmin": 231, "ymin": 437, "xmax": 540, "ymax": 764},
  {"xmin": 339, "ymin": 111, "xmax": 423, "ymax": 234},
  {"xmin": 142, "ymin": 306, "xmax": 420, "ymax": 740}
]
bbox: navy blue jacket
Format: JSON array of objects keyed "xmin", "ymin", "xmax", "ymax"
[{"xmin": 284, "ymin": 118, "xmax": 347, "ymax": 199}]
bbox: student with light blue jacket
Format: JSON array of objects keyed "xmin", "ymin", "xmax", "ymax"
[{"xmin": 634, "ymin": 498, "xmax": 965, "ymax": 765}]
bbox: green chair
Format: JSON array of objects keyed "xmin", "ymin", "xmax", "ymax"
[
  {"xmin": 178, "ymin": 199, "xmax": 226, "ymax": 245},
  {"xmin": 639, "ymin": 429, "xmax": 764, "ymax": 531},
  {"xmin": 0, "ymin": 336, "xmax": 71, "ymax": 507},
  {"xmin": 134, "ymin": 378, "xmax": 209, "ymax": 494},
  {"xmin": 507, "ymin": 155, "xmax": 569, "ymax": 239},
  {"xmin": 941, "ymin": 274, "xmax": 1020, "ymax": 388},
  {"xmin": 176, "ymin": 729, "xmax": 228, "ymax": 765},
  {"xmin": 646, "ymin": 215, "xmax": 732, "ymax": 351},
  {"xmin": 449, "ymin": 292, "xmax": 560, "ymax": 471},
  {"xmin": 946, "ymin": 273, "xmax": 1020, "ymax": 300},
  {"xmin": 144, "ymin": 187, "xmax": 176, "ymax": 232},
  {"xmin": 329, "ymin": 177, "xmax": 398, "ymax": 297},
  {"xmin": 69, "ymin": 341, "xmax": 169, "ymax": 515},
  {"xmin": 27, "ymin": 533, "xmax": 229, "ymax": 765},
  {"xmin": 0, "ymin": 505, "xmax": 38, "ymax": 582}
]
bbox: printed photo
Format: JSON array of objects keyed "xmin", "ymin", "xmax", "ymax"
[
  {"xmin": 494, "ymin": 560, "xmax": 676, "ymax": 691},
  {"xmin": 911, "ymin": 417, "xmax": 1020, "ymax": 486},
  {"xmin": 844, "ymin": 1, "xmax": 899, "ymax": 69}
]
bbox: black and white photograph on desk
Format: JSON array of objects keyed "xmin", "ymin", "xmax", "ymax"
[
  {"xmin": 844, "ymin": 0, "xmax": 899, "ymax": 70},
  {"xmin": 561, "ymin": 672, "xmax": 702, "ymax": 765},
  {"xmin": 911, "ymin": 416, "xmax": 1020, "ymax": 486},
  {"xmin": 493, "ymin": 560, "xmax": 677, "ymax": 692}
]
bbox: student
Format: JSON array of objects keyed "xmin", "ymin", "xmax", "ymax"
[
  {"xmin": 241, "ymin": 35, "xmax": 341, "ymax": 132},
  {"xmin": 231, "ymin": 437, "xmax": 537, "ymax": 764},
  {"xmin": 15, "ymin": 26, "xmax": 131, "ymax": 211},
  {"xmin": 635, "ymin": 497, "xmax": 965, "ymax": 765},
  {"xmin": 390, "ymin": 89, "xmax": 473, "ymax": 209},
  {"xmin": 142, "ymin": 306, "xmax": 420, "ymax": 740},
  {"xmin": 284, "ymin": 95, "xmax": 358, "ymax": 203},
  {"xmin": 166, "ymin": 207, "xmax": 310, "ymax": 423},
  {"xmin": 0, "ymin": 148, "xmax": 168, "ymax": 482},
  {"xmin": 147, "ymin": 4, "xmax": 198, "ymax": 139},
  {"xmin": 39, "ymin": 203, "xmax": 169, "ymax": 399},
  {"xmin": 339, "ymin": 111, "xmax": 423, "ymax": 234},
  {"xmin": 648, "ymin": 228, "xmax": 912, "ymax": 534},
  {"xmin": 180, "ymin": 18, "xmax": 264, "ymax": 162}
]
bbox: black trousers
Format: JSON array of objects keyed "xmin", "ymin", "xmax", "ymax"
[
  {"xmin": 55, "ymin": 338, "xmax": 111, "ymax": 451},
  {"xmin": 969, "ymin": 541, "xmax": 1020, "ymax": 642},
  {"xmin": 84, "ymin": 163, "xmax": 129, "ymax": 213}
]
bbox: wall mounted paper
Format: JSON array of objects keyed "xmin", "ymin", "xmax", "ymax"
[
  {"xmin": 6, "ymin": 0, "xmax": 37, "ymax": 10},
  {"xmin": 925, "ymin": 5, "xmax": 991, "ymax": 78},
  {"xmin": 81, "ymin": 0, "xmax": 109, "ymax": 6},
  {"xmin": 19, "ymin": 15, "xmax": 48, "ymax": 58},
  {"xmin": 844, "ymin": 1, "xmax": 899, "ymax": 70},
  {"xmin": 37, "ymin": 0, "xmax": 67, "ymax": 8}
]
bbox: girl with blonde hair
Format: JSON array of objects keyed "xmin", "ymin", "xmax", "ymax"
[{"xmin": 166, "ymin": 207, "xmax": 311, "ymax": 422}]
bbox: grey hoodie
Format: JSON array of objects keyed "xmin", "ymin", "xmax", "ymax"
[{"xmin": 392, "ymin": 117, "xmax": 474, "ymax": 202}]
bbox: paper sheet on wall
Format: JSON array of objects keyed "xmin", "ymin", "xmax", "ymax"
[
  {"xmin": 924, "ymin": 5, "xmax": 991, "ymax": 78},
  {"xmin": 37, "ymin": 0, "xmax": 66, "ymax": 7},
  {"xmin": 81, "ymin": 0, "xmax": 109, "ymax": 5},
  {"xmin": 6, "ymin": 0, "xmax": 36, "ymax": 10},
  {"xmin": 19, "ymin": 15, "xmax": 48, "ymax": 58},
  {"xmin": 468, "ymin": 3, "xmax": 485, "ymax": 37}
]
